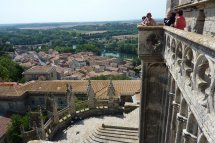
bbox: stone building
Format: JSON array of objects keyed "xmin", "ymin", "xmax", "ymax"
[
  {"xmin": 0, "ymin": 80, "xmax": 140, "ymax": 142},
  {"xmin": 23, "ymin": 66, "xmax": 58, "ymax": 81},
  {"xmin": 0, "ymin": 80, "xmax": 140, "ymax": 113},
  {"xmin": 138, "ymin": 0, "xmax": 215, "ymax": 143}
]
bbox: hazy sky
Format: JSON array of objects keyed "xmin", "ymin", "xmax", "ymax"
[{"xmin": 0, "ymin": 0, "xmax": 166, "ymax": 24}]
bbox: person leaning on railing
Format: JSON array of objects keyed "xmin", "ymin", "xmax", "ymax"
[
  {"xmin": 141, "ymin": 12, "xmax": 156, "ymax": 26},
  {"xmin": 141, "ymin": 16, "xmax": 146, "ymax": 25},
  {"xmin": 175, "ymin": 10, "xmax": 186, "ymax": 30},
  {"xmin": 164, "ymin": 10, "xmax": 176, "ymax": 27}
]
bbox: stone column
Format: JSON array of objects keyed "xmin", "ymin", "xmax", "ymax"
[
  {"xmin": 87, "ymin": 80, "xmax": 96, "ymax": 109},
  {"xmin": 139, "ymin": 62, "xmax": 148, "ymax": 143},
  {"xmin": 107, "ymin": 80, "xmax": 115, "ymax": 108},
  {"xmin": 52, "ymin": 98, "xmax": 59, "ymax": 124},
  {"xmin": 164, "ymin": 77, "xmax": 175, "ymax": 143},
  {"xmin": 197, "ymin": 133, "xmax": 207, "ymax": 143},
  {"xmin": 66, "ymin": 84, "xmax": 76, "ymax": 114},
  {"xmin": 138, "ymin": 26, "xmax": 167, "ymax": 143},
  {"xmin": 39, "ymin": 107, "xmax": 46, "ymax": 140},
  {"xmin": 183, "ymin": 129, "xmax": 197, "ymax": 143},
  {"xmin": 175, "ymin": 113, "xmax": 187, "ymax": 143},
  {"xmin": 170, "ymin": 101, "xmax": 180, "ymax": 143}
]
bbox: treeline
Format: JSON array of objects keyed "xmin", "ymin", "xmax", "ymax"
[
  {"xmin": 0, "ymin": 55, "xmax": 24, "ymax": 82},
  {"xmin": 0, "ymin": 39, "xmax": 14, "ymax": 53},
  {"xmin": 70, "ymin": 23, "xmax": 137, "ymax": 31},
  {"xmin": 105, "ymin": 38, "xmax": 138, "ymax": 55},
  {"xmin": 0, "ymin": 22, "xmax": 138, "ymax": 56},
  {"xmin": 0, "ymin": 23, "xmax": 137, "ymax": 45}
]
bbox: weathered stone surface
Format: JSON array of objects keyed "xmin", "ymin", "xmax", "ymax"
[{"xmin": 138, "ymin": 25, "xmax": 215, "ymax": 143}]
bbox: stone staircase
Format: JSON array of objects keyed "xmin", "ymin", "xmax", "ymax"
[{"xmin": 83, "ymin": 124, "xmax": 139, "ymax": 143}]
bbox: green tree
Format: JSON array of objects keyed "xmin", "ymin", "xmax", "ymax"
[
  {"xmin": 0, "ymin": 56, "xmax": 24, "ymax": 82},
  {"xmin": 76, "ymin": 43, "xmax": 102, "ymax": 55},
  {"xmin": 7, "ymin": 114, "xmax": 30, "ymax": 143}
]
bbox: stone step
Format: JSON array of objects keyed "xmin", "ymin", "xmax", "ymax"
[
  {"xmin": 102, "ymin": 124, "xmax": 138, "ymax": 131},
  {"xmin": 83, "ymin": 138, "xmax": 92, "ymax": 143},
  {"xmin": 99, "ymin": 127, "xmax": 138, "ymax": 134},
  {"xmin": 92, "ymin": 132, "xmax": 138, "ymax": 143},
  {"xmin": 95, "ymin": 130, "xmax": 138, "ymax": 140},
  {"xmin": 89, "ymin": 134, "xmax": 107, "ymax": 143},
  {"xmin": 98, "ymin": 128, "xmax": 138, "ymax": 137}
]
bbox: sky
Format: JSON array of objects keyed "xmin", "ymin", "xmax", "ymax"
[{"xmin": 0, "ymin": 0, "xmax": 166, "ymax": 24}]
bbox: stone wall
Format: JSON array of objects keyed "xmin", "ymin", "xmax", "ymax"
[
  {"xmin": 138, "ymin": 26, "xmax": 169, "ymax": 143},
  {"xmin": 0, "ymin": 99, "xmax": 25, "ymax": 113},
  {"xmin": 167, "ymin": 0, "xmax": 215, "ymax": 37},
  {"xmin": 138, "ymin": 25, "xmax": 215, "ymax": 143}
]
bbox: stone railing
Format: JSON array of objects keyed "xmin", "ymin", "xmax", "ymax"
[
  {"xmin": 138, "ymin": 25, "xmax": 215, "ymax": 143},
  {"xmin": 44, "ymin": 117, "xmax": 53, "ymax": 129},
  {"xmin": 23, "ymin": 98, "xmax": 123, "ymax": 142},
  {"xmin": 175, "ymin": 0, "xmax": 212, "ymax": 9}
]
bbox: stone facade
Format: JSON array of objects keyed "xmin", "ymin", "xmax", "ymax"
[
  {"xmin": 166, "ymin": 0, "xmax": 215, "ymax": 36},
  {"xmin": 138, "ymin": 25, "xmax": 215, "ymax": 143},
  {"xmin": 20, "ymin": 85, "xmax": 123, "ymax": 142},
  {"xmin": 23, "ymin": 66, "xmax": 58, "ymax": 81},
  {"xmin": 138, "ymin": 1, "xmax": 215, "ymax": 143}
]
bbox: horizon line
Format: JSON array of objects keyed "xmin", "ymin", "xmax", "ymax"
[{"xmin": 0, "ymin": 18, "xmax": 163, "ymax": 26}]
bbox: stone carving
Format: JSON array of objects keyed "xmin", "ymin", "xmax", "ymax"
[
  {"xmin": 66, "ymin": 84, "xmax": 76, "ymax": 114},
  {"xmin": 87, "ymin": 80, "xmax": 96, "ymax": 109},
  {"xmin": 139, "ymin": 26, "xmax": 215, "ymax": 143},
  {"xmin": 139, "ymin": 30, "xmax": 163, "ymax": 55}
]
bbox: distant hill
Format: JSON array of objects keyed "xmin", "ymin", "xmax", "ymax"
[{"xmin": 0, "ymin": 19, "xmax": 163, "ymax": 30}]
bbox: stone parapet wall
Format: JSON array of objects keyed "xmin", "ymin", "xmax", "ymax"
[
  {"xmin": 167, "ymin": 0, "xmax": 215, "ymax": 37},
  {"xmin": 138, "ymin": 25, "xmax": 215, "ymax": 143}
]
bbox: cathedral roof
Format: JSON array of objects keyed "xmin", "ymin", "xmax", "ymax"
[{"xmin": 0, "ymin": 80, "xmax": 140, "ymax": 99}]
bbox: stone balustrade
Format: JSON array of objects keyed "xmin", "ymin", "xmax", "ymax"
[
  {"xmin": 138, "ymin": 25, "xmax": 215, "ymax": 143},
  {"xmin": 22, "ymin": 96, "xmax": 122, "ymax": 142}
]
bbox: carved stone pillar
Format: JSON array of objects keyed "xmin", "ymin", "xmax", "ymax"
[
  {"xmin": 183, "ymin": 129, "xmax": 197, "ymax": 143},
  {"xmin": 52, "ymin": 98, "xmax": 59, "ymax": 124},
  {"xmin": 164, "ymin": 76, "xmax": 175, "ymax": 143},
  {"xmin": 175, "ymin": 113, "xmax": 187, "ymax": 143},
  {"xmin": 107, "ymin": 80, "xmax": 115, "ymax": 108},
  {"xmin": 39, "ymin": 107, "xmax": 46, "ymax": 140},
  {"xmin": 197, "ymin": 133, "xmax": 207, "ymax": 143},
  {"xmin": 138, "ymin": 26, "xmax": 167, "ymax": 143},
  {"xmin": 170, "ymin": 101, "xmax": 180, "ymax": 143},
  {"xmin": 66, "ymin": 84, "xmax": 76, "ymax": 114},
  {"xmin": 87, "ymin": 80, "xmax": 96, "ymax": 109}
]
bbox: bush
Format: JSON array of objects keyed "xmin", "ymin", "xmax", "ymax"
[{"xmin": 7, "ymin": 114, "xmax": 30, "ymax": 143}]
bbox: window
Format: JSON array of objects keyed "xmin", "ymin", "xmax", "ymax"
[
  {"xmin": 8, "ymin": 102, "xmax": 13, "ymax": 109},
  {"xmin": 39, "ymin": 97, "xmax": 45, "ymax": 105},
  {"xmin": 31, "ymin": 100, "xmax": 35, "ymax": 105}
]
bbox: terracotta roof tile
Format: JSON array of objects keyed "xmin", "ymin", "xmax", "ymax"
[
  {"xmin": 0, "ymin": 116, "xmax": 11, "ymax": 138},
  {"xmin": 23, "ymin": 66, "xmax": 55, "ymax": 74},
  {"xmin": 0, "ymin": 80, "xmax": 140, "ymax": 99}
]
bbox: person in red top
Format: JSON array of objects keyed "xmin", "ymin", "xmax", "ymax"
[{"xmin": 175, "ymin": 10, "xmax": 186, "ymax": 30}]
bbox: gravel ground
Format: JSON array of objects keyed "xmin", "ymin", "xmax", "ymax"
[{"xmin": 52, "ymin": 107, "xmax": 139, "ymax": 143}]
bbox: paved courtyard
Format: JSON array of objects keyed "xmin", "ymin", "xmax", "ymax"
[{"xmin": 52, "ymin": 107, "xmax": 139, "ymax": 143}]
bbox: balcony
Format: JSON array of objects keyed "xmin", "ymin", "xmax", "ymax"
[{"xmin": 138, "ymin": 25, "xmax": 215, "ymax": 142}]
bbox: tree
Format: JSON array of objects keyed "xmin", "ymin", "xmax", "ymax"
[
  {"xmin": 7, "ymin": 114, "xmax": 30, "ymax": 143},
  {"xmin": 0, "ymin": 55, "xmax": 24, "ymax": 82}
]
